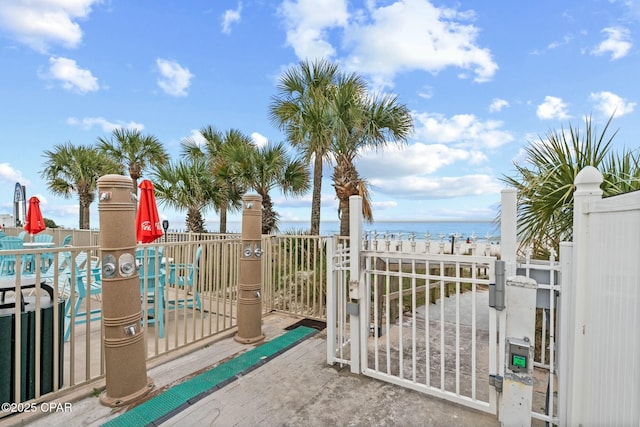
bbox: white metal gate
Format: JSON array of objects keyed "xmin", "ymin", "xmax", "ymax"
[
  {"xmin": 326, "ymin": 196, "xmax": 501, "ymax": 415},
  {"xmin": 361, "ymin": 246, "xmax": 499, "ymax": 413}
]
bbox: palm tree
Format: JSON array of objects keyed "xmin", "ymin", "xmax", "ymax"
[
  {"xmin": 40, "ymin": 142, "xmax": 122, "ymax": 229},
  {"xmin": 97, "ymin": 128, "xmax": 169, "ymax": 195},
  {"xmin": 501, "ymin": 114, "xmax": 640, "ymax": 254},
  {"xmin": 269, "ymin": 58, "xmax": 339, "ymax": 235},
  {"xmin": 151, "ymin": 158, "xmax": 221, "ymax": 233},
  {"xmin": 234, "ymin": 142, "xmax": 310, "ymax": 234},
  {"xmin": 182, "ymin": 126, "xmax": 252, "ymax": 233},
  {"xmin": 330, "ymin": 83, "xmax": 413, "ymax": 235}
]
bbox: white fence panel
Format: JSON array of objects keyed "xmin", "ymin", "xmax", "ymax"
[
  {"xmin": 564, "ymin": 167, "xmax": 640, "ymax": 426},
  {"xmin": 583, "ymin": 189, "xmax": 640, "ymax": 425}
]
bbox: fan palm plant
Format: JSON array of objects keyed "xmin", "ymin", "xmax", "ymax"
[
  {"xmin": 269, "ymin": 58, "xmax": 339, "ymax": 235},
  {"xmin": 232, "ymin": 141, "xmax": 310, "ymax": 234},
  {"xmin": 96, "ymin": 128, "xmax": 169, "ymax": 195},
  {"xmin": 151, "ymin": 158, "xmax": 221, "ymax": 233},
  {"xmin": 501, "ymin": 114, "xmax": 640, "ymax": 254},
  {"xmin": 182, "ymin": 126, "xmax": 251, "ymax": 233},
  {"xmin": 40, "ymin": 142, "xmax": 122, "ymax": 229}
]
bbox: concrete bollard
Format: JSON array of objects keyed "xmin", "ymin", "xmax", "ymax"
[
  {"xmin": 234, "ymin": 194, "xmax": 264, "ymax": 344},
  {"xmin": 98, "ymin": 174, "xmax": 153, "ymax": 407}
]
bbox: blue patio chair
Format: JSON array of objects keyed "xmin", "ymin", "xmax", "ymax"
[
  {"xmin": 34, "ymin": 233, "xmax": 55, "ymax": 271},
  {"xmin": 62, "ymin": 251, "xmax": 102, "ymax": 341},
  {"xmin": 60, "ymin": 234, "xmax": 73, "ymax": 247},
  {"xmin": 0, "ymin": 236, "xmax": 27, "ymax": 275},
  {"xmin": 17, "ymin": 231, "xmax": 27, "ymax": 241},
  {"xmin": 168, "ymin": 246, "xmax": 202, "ymax": 310},
  {"xmin": 137, "ymin": 247, "xmax": 166, "ymax": 338}
]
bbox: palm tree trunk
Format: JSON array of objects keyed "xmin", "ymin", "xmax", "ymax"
[
  {"xmin": 219, "ymin": 202, "xmax": 228, "ymax": 234},
  {"xmin": 339, "ymin": 197, "xmax": 350, "ymax": 236},
  {"xmin": 310, "ymin": 155, "xmax": 323, "ymax": 235}
]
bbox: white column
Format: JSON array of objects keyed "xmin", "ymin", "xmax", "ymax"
[
  {"xmin": 567, "ymin": 166, "xmax": 603, "ymax": 426},
  {"xmin": 500, "ymin": 188, "xmax": 517, "ymax": 276}
]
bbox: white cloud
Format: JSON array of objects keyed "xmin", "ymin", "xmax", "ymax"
[
  {"xmin": 536, "ymin": 96, "xmax": 570, "ymax": 120},
  {"xmin": 186, "ymin": 129, "xmax": 207, "ymax": 146},
  {"xmin": 279, "ymin": 0, "xmax": 349, "ymax": 59},
  {"xmin": 277, "ymin": 0, "xmax": 497, "ymax": 90},
  {"xmin": 344, "ymin": 0, "xmax": 497, "ymax": 89},
  {"xmin": 40, "ymin": 56, "xmax": 99, "ymax": 93},
  {"xmin": 0, "ymin": 163, "xmax": 27, "ymax": 185},
  {"xmin": 251, "ymin": 132, "xmax": 268, "ymax": 148},
  {"xmin": 547, "ymin": 34, "xmax": 574, "ymax": 50},
  {"xmin": 371, "ymin": 200, "xmax": 398, "ymax": 210},
  {"xmin": 156, "ymin": 58, "xmax": 193, "ymax": 97},
  {"xmin": 418, "ymin": 85, "xmax": 433, "ymax": 100},
  {"xmin": 222, "ymin": 2, "xmax": 242, "ymax": 34},
  {"xmin": 412, "ymin": 113, "xmax": 514, "ymax": 149},
  {"xmin": 359, "ymin": 142, "xmax": 481, "ymax": 178},
  {"xmin": 369, "ymin": 174, "xmax": 502, "ymax": 199},
  {"xmin": 0, "ymin": 0, "xmax": 99, "ymax": 52},
  {"xmin": 589, "ymin": 91, "xmax": 636, "ymax": 117},
  {"xmin": 591, "ymin": 27, "xmax": 632, "ymax": 60},
  {"xmin": 489, "ymin": 98, "xmax": 509, "ymax": 113},
  {"xmin": 67, "ymin": 117, "xmax": 144, "ymax": 132}
]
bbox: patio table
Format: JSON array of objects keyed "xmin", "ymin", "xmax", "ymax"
[{"xmin": 0, "ymin": 277, "xmax": 51, "ymax": 311}]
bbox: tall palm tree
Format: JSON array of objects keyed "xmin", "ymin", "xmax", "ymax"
[
  {"xmin": 151, "ymin": 159, "xmax": 221, "ymax": 233},
  {"xmin": 233, "ymin": 142, "xmax": 310, "ymax": 234},
  {"xmin": 501, "ymin": 114, "xmax": 640, "ymax": 254},
  {"xmin": 269, "ymin": 58, "xmax": 339, "ymax": 235},
  {"xmin": 40, "ymin": 142, "xmax": 122, "ymax": 229},
  {"xmin": 330, "ymin": 83, "xmax": 413, "ymax": 235},
  {"xmin": 182, "ymin": 126, "xmax": 252, "ymax": 233},
  {"xmin": 97, "ymin": 128, "xmax": 169, "ymax": 195}
]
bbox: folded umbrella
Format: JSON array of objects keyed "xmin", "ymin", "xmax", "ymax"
[
  {"xmin": 136, "ymin": 179, "xmax": 164, "ymax": 244},
  {"xmin": 24, "ymin": 196, "xmax": 46, "ymax": 236}
]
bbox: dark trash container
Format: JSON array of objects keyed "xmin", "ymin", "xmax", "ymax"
[{"xmin": 0, "ymin": 282, "xmax": 65, "ymax": 404}]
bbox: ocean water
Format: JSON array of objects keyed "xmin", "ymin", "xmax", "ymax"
[{"xmin": 274, "ymin": 220, "xmax": 501, "ymax": 241}]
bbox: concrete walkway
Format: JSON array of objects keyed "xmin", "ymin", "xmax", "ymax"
[{"xmin": 7, "ymin": 313, "xmax": 499, "ymax": 427}]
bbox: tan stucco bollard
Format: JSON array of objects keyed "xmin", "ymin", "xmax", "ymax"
[
  {"xmin": 234, "ymin": 194, "xmax": 265, "ymax": 344},
  {"xmin": 97, "ymin": 174, "xmax": 153, "ymax": 407}
]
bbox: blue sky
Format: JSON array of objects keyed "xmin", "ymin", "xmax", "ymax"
[{"xmin": 0, "ymin": 0, "xmax": 639, "ymax": 230}]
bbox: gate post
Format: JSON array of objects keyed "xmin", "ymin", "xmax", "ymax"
[
  {"xmin": 500, "ymin": 188, "xmax": 517, "ymax": 276},
  {"xmin": 565, "ymin": 166, "xmax": 603, "ymax": 425},
  {"xmin": 499, "ymin": 276, "xmax": 537, "ymax": 426},
  {"xmin": 348, "ymin": 195, "xmax": 363, "ymax": 374},
  {"xmin": 326, "ymin": 236, "xmax": 336, "ymax": 365}
]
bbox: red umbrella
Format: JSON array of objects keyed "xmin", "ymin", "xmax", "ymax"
[
  {"xmin": 24, "ymin": 196, "xmax": 46, "ymax": 236},
  {"xmin": 136, "ymin": 179, "xmax": 163, "ymax": 244}
]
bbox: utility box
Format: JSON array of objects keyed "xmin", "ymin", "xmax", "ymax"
[{"xmin": 0, "ymin": 282, "xmax": 64, "ymax": 403}]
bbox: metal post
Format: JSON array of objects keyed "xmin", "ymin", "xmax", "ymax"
[
  {"xmin": 234, "ymin": 194, "xmax": 265, "ymax": 344},
  {"xmin": 349, "ymin": 195, "xmax": 362, "ymax": 374},
  {"xmin": 98, "ymin": 174, "xmax": 153, "ymax": 407}
]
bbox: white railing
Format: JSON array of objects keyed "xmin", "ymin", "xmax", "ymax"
[{"xmin": 0, "ymin": 238, "xmax": 241, "ymax": 416}]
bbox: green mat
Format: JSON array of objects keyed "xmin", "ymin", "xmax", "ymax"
[{"xmin": 102, "ymin": 326, "xmax": 317, "ymax": 427}]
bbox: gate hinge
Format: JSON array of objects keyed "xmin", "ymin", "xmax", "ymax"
[
  {"xmin": 489, "ymin": 374, "xmax": 503, "ymax": 393},
  {"xmin": 489, "ymin": 260, "xmax": 505, "ymax": 310}
]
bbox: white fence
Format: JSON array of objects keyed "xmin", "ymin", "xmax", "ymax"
[{"xmin": 561, "ymin": 166, "xmax": 640, "ymax": 426}]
